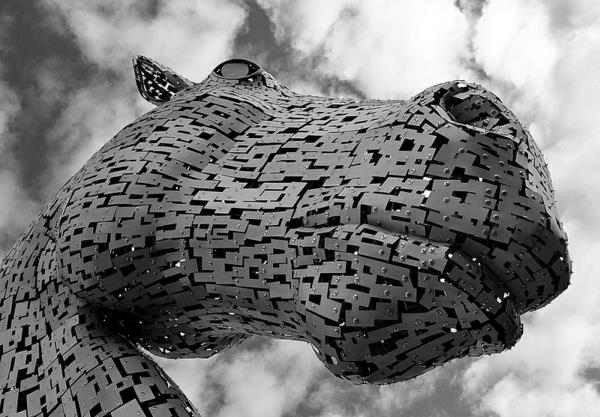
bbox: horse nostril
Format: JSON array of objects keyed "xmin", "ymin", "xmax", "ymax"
[{"xmin": 438, "ymin": 82, "xmax": 509, "ymax": 131}]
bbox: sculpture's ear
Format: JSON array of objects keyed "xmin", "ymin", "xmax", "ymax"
[{"xmin": 133, "ymin": 55, "xmax": 194, "ymax": 105}]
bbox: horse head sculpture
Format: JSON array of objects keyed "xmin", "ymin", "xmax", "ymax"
[{"xmin": 0, "ymin": 56, "xmax": 571, "ymax": 416}]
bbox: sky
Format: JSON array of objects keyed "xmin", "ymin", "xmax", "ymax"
[{"xmin": 1, "ymin": 0, "xmax": 600, "ymax": 416}]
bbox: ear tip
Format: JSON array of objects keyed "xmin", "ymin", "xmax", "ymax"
[
  {"xmin": 132, "ymin": 55, "xmax": 153, "ymax": 66},
  {"xmin": 133, "ymin": 55, "xmax": 194, "ymax": 106}
]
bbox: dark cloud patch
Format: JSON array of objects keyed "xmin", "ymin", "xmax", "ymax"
[
  {"xmin": 0, "ymin": 1, "xmax": 96, "ymax": 200},
  {"xmin": 455, "ymin": 0, "xmax": 488, "ymax": 19},
  {"xmin": 232, "ymin": 0, "xmax": 282, "ymax": 67},
  {"xmin": 582, "ymin": 367, "xmax": 600, "ymax": 392},
  {"xmin": 281, "ymin": 356, "xmax": 477, "ymax": 417},
  {"xmin": 232, "ymin": 0, "xmax": 365, "ymax": 99},
  {"xmin": 93, "ymin": 0, "xmax": 163, "ymax": 21},
  {"xmin": 203, "ymin": 378, "xmax": 228, "ymax": 416},
  {"xmin": 453, "ymin": 0, "xmax": 491, "ymax": 86},
  {"xmin": 406, "ymin": 364, "xmax": 474, "ymax": 417}
]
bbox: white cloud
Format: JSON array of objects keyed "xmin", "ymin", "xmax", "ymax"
[
  {"xmin": 211, "ymin": 340, "xmax": 320, "ymax": 417},
  {"xmin": 153, "ymin": 340, "xmax": 322, "ymax": 417},
  {"xmin": 259, "ymin": 0, "xmax": 473, "ymax": 98},
  {"xmin": 151, "ymin": 352, "xmax": 220, "ymax": 414},
  {"xmin": 473, "ymin": 0, "xmax": 560, "ymax": 101},
  {"xmin": 470, "ymin": 0, "xmax": 572, "ymax": 151}
]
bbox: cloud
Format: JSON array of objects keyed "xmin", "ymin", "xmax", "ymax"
[
  {"xmin": 0, "ymin": 15, "xmax": 39, "ymax": 255},
  {"xmin": 258, "ymin": 0, "xmax": 473, "ymax": 98},
  {"xmin": 42, "ymin": 78, "xmax": 144, "ymax": 194},
  {"xmin": 38, "ymin": 0, "xmax": 248, "ymax": 193},
  {"xmin": 0, "ymin": 78, "xmax": 40, "ymax": 256},
  {"xmin": 210, "ymin": 340, "xmax": 321, "ymax": 417},
  {"xmin": 472, "ymin": 0, "xmax": 562, "ymax": 125},
  {"xmin": 152, "ymin": 339, "xmax": 322, "ymax": 417}
]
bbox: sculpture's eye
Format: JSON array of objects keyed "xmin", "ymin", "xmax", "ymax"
[{"xmin": 213, "ymin": 58, "xmax": 261, "ymax": 80}]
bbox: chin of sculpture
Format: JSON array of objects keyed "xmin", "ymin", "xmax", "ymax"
[{"xmin": 0, "ymin": 56, "xmax": 571, "ymax": 416}]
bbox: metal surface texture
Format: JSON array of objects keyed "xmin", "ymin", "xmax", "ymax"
[{"xmin": 0, "ymin": 56, "xmax": 572, "ymax": 416}]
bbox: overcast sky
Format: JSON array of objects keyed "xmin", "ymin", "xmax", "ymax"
[{"xmin": 1, "ymin": 1, "xmax": 600, "ymax": 416}]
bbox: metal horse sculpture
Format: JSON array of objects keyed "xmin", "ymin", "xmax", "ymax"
[{"xmin": 0, "ymin": 57, "xmax": 571, "ymax": 416}]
